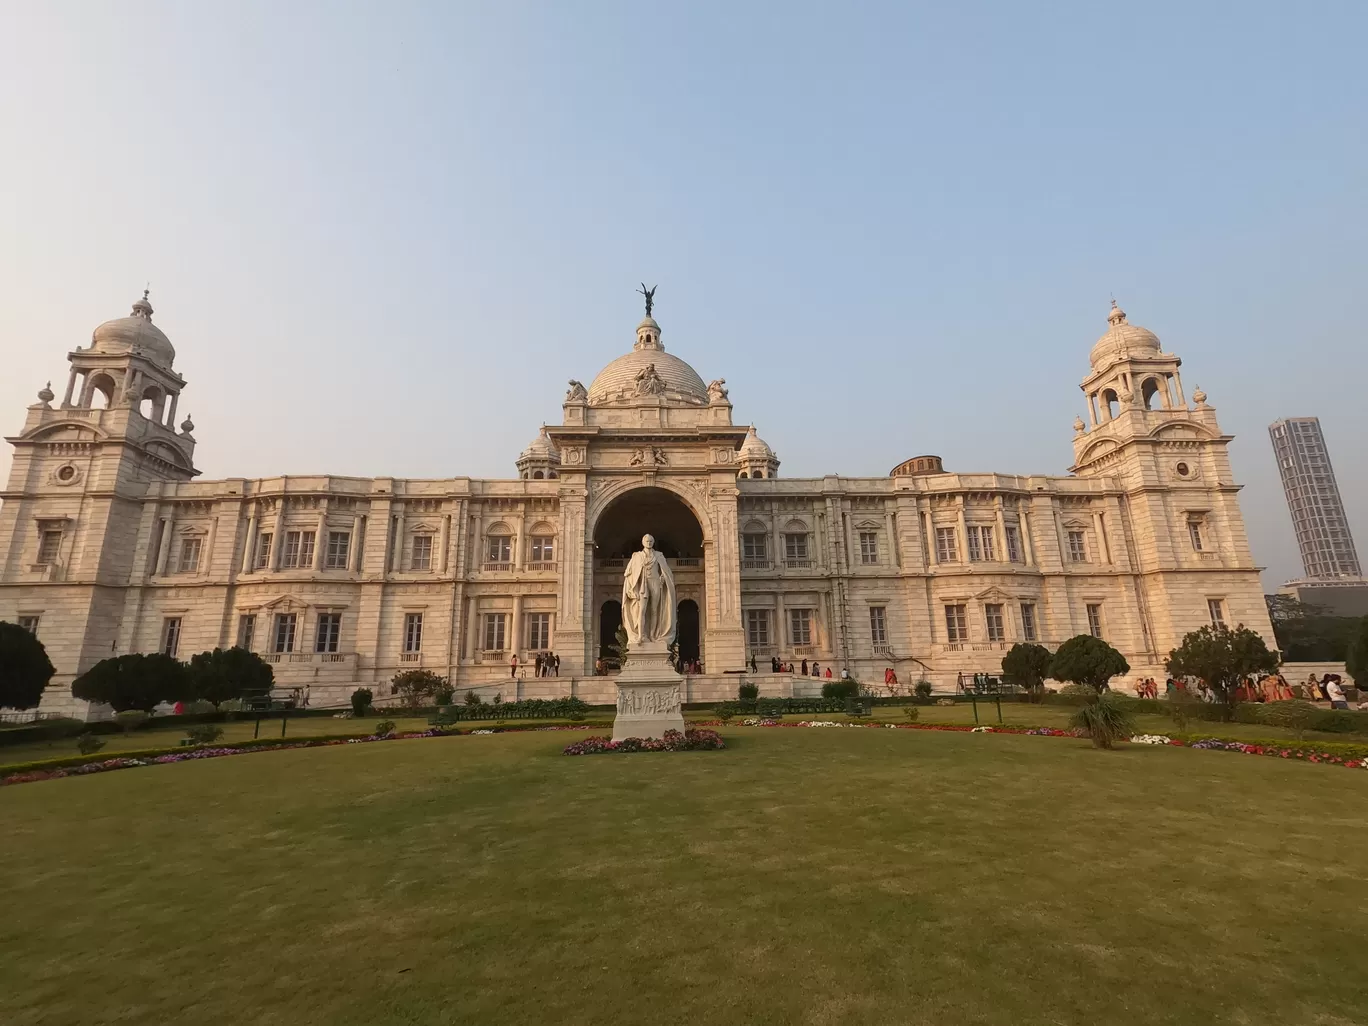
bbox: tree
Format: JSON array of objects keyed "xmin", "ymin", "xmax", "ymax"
[
  {"xmin": 1048, "ymin": 635, "xmax": 1130, "ymax": 695},
  {"xmin": 187, "ymin": 647, "xmax": 274, "ymax": 708},
  {"xmin": 0, "ymin": 621, "xmax": 56, "ymax": 710},
  {"xmin": 1345, "ymin": 616, "xmax": 1368, "ymax": 689},
  {"xmin": 1265, "ymin": 595, "xmax": 1359, "ymax": 661},
  {"xmin": 390, "ymin": 668, "xmax": 448, "ymax": 708},
  {"xmin": 1069, "ymin": 691, "xmax": 1136, "ymax": 750},
  {"xmin": 1165, "ymin": 623, "xmax": 1280, "ymax": 721},
  {"xmin": 1001, "ymin": 643, "xmax": 1053, "ymax": 702},
  {"xmin": 71, "ymin": 653, "xmax": 191, "ymax": 712}
]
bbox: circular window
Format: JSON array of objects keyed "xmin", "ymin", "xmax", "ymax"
[
  {"xmin": 1175, "ymin": 462, "xmax": 1190, "ymax": 477},
  {"xmin": 57, "ymin": 465, "xmax": 76, "ymax": 481}
]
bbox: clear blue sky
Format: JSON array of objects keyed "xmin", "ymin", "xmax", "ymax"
[{"xmin": 2, "ymin": 2, "xmax": 1365, "ymax": 589}]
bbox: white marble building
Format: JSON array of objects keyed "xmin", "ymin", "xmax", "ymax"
[{"xmin": 0, "ymin": 292, "xmax": 1276, "ymax": 713}]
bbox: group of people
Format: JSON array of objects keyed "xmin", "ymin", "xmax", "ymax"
[
  {"xmin": 1148, "ymin": 672, "xmax": 1352, "ymax": 709},
  {"xmin": 509, "ymin": 652, "xmax": 560, "ymax": 678},
  {"xmin": 765, "ymin": 655, "xmax": 832, "ymax": 678}
]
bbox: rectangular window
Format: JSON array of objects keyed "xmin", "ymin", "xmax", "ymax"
[
  {"xmin": 1005, "ymin": 525, "xmax": 1022, "ymax": 563},
  {"xmin": 178, "ymin": 537, "xmax": 202, "ymax": 573},
  {"xmin": 1067, "ymin": 530, "xmax": 1088, "ymax": 563},
  {"xmin": 1020, "ymin": 603, "xmax": 1037, "ymax": 642},
  {"xmin": 272, "ymin": 613, "xmax": 297, "ymax": 653},
  {"xmin": 784, "ymin": 533, "xmax": 809, "ymax": 562},
  {"xmin": 530, "ymin": 536, "xmax": 554, "ymax": 562},
  {"xmin": 742, "ymin": 533, "xmax": 768, "ymax": 561},
  {"xmin": 859, "ymin": 532, "xmax": 879, "ymax": 565},
  {"xmin": 1086, "ymin": 603, "xmax": 1103, "ymax": 639},
  {"xmin": 236, "ymin": 613, "xmax": 256, "ymax": 651},
  {"xmin": 1207, "ymin": 599, "xmax": 1226, "ymax": 627},
  {"xmin": 18, "ymin": 615, "xmax": 40, "ymax": 635},
  {"xmin": 480, "ymin": 613, "xmax": 504, "ymax": 652},
  {"xmin": 161, "ymin": 617, "xmax": 182, "ymax": 657},
  {"xmin": 404, "ymin": 612, "xmax": 425, "ymax": 653},
  {"xmin": 37, "ymin": 529, "xmax": 62, "ymax": 565},
  {"xmin": 281, "ymin": 530, "xmax": 315, "ymax": 569},
  {"xmin": 325, "ymin": 531, "xmax": 351, "ymax": 569},
  {"xmin": 746, "ymin": 609, "xmax": 770, "ymax": 647},
  {"xmin": 255, "ymin": 532, "xmax": 273, "ymax": 570},
  {"xmin": 967, "ymin": 526, "xmax": 995, "ymax": 562},
  {"xmin": 944, "ymin": 604, "xmax": 968, "ymax": 643},
  {"xmin": 984, "ymin": 603, "xmax": 1005, "ymax": 642},
  {"xmin": 1188, "ymin": 520, "xmax": 1204, "ymax": 552},
  {"xmin": 315, "ymin": 612, "xmax": 341, "ymax": 653},
  {"xmin": 935, "ymin": 527, "xmax": 958, "ymax": 562},
  {"xmin": 527, "ymin": 612, "xmax": 551, "ymax": 650},
  {"xmin": 410, "ymin": 534, "xmax": 433, "ymax": 571},
  {"xmin": 869, "ymin": 605, "xmax": 887, "ymax": 645},
  {"xmin": 486, "ymin": 536, "xmax": 512, "ymax": 563},
  {"xmin": 789, "ymin": 608, "xmax": 812, "ymax": 646}
]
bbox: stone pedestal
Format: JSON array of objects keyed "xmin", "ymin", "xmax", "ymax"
[{"xmin": 611, "ymin": 642, "xmax": 686, "ymax": 742}]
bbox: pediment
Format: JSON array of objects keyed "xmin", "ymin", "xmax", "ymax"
[
  {"xmin": 144, "ymin": 439, "xmax": 190, "ymax": 468},
  {"xmin": 972, "ymin": 585, "xmax": 1014, "ymax": 602},
  {"xmin": 1078, "ymin": 438, "xmax": 1119, "ymax": 464},
  {"xmin": 28, "ymin": 423, "xmax": 104, "ymax": 443},
  {"xmin": 1151, "ymin": 422, "xmax": 1212, "ymax": 441},
  {"xmin": 261, "ymin": 593, "xmax": 308, "ymax": 611},
  {"xmin": 853, "ymin": 519, "xmax": 882, "ymax": 531},
  {"xmin": 409, "ymin": 522, "xmax": 438, "ymax": 534}
]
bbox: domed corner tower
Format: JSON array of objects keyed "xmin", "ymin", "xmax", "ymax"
[
  {"xmin": 1067, "ymin": 299, "xmax": 1274, "ymax": 658},
  {"xmin": 0, "ymin": 291, "xmax": 201, "ymax": 709},
  {"xmin": 736, "ymin": 425, "xmax": 779, "ymax": 480},
  {"xmin": 515, "ymin": 425, "xmax": 561, "ymax": 480}
]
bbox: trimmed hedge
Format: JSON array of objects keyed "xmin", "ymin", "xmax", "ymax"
[{"xmin": 429, "ymin": 697, "xmax": 591, "ymax": 723}]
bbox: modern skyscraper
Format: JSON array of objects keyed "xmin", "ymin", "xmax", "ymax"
[{"xmin": 1269, "ymin": 417, "xmax": 1361, "ymax": 579}]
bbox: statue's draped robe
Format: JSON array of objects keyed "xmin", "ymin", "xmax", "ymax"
[{"xmin": 622, "ymin": 548, "xmax": 677, "ymax": 646}]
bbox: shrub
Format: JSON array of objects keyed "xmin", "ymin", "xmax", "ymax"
[
  {"xmin": 1165, "ymin": 623, "xmax": 1280, "ymax": 719},
  {"xmin": 435, "ymin": 685, "xmax": 455, "ymax": 706},
  {"xmin": 904, "ymin": 706, "xmax": 920, "ymax": 722},
  {"xmin": 563, "ymin": 728, "xmax": 725, "ymax": 756},
  {"xmin": 114, "ymin": 710, "xmax": 150, "ymax": 733},
  {"xmin": 1050, "ymin": 635, "xmax": 1130, "ymax": 694},
  {"xmin": 391, "ymin": 669, "xmax": 448, "ymax": 708},
  {"xmin": 374, "ymin": 720, "xmax": 397, "ymax": 737},
  {"xmin": 1164, "ymin": 689, "xmax": 1205, "ymax": 731},
  {"xmin": 429, "ymin": 697, "xmax": 590, "ymax": 724},
  {"xmin": 350, "ymin": 688, "xmax": 374, "ymax": 717},
  {"xmin": 71, "ymin": 652, "xmax": 192, "ymax": 711},
  {"xmin": 184, "ymin": 724, "xmax": 224, "ymax": 745},
  {"xmin": 76, "ymin": 733, "xmax": 105, "ymax": 755},
  {"xmin": 1069, "ymin": 692, "xmax": 1136, "ymax": 750},
  {"xmin": 1001, "ymin": 642, "xmax": 1053, "ymax": 702},
  {"xmin": 1058, "ymin": 683, "xmax": 1096, "ymax": 698},
  {"xmin": 822, "ymin": 680, "xmax": 859, "ymax": 700},
  {"xmin": 0, "ymin": 621, "xmax": 56, "ymax": 710},
  {"xmin": 493, "ymin": 693, "xmax": 503, "ymax": 705},
  {"xmin": 914, "ymin": 680, "xmax": 934, "ymax": 701},
  {"xmin": 715, "ymin": 703, "xmax": 737, "ymax": 724},
  {"xmin": 738, "ymin": 681, "xmax": 759, "ymax": 703},
  {"xmin": 465, "ymin": 691, "xmax": 483, "ymax": 706},
  {"xmin": 187, "ymin": 647, "xmax": 274, "ymax": 708},
  {"xmin": 1259, "ymin": 700, "xmax": 1320, "ymax": 741}
]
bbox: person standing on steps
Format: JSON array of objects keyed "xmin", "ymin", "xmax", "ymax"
[{"xmin": 510, "ymin": 653, "xmax": 518, "ymax": 679}]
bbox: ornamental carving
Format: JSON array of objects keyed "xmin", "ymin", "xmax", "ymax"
[
  {"xmin": 630, "ymin": 447, "xmax": 668, "ymax": 467},
  {"xmin": 617, "ymin": 684, "xmax": 681, "ymax": 716},
  {"xmin": 634, "ymin": 364, "xmax": 666, "ymax": 396}
]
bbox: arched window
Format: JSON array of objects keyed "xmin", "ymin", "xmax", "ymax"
[
  {"xmin": 739, "ymin": 471, "xmax": 749, "ymax": 479},
  {"xmin": 532, "ymin": 470, "xmax": 544, "ymax": 479},
  {"xmin": 548, "ymin": 470, "xmax": 557, "ymax": 479},
  {"xmin": 1141, "ymin": 377, "xmax": 1163, "ymax": 410},
  {"xmin": 139, "ymin": 385, "xmax": 164, "ymax": 421},
  {"xmin": 1102, "ymin": 388, "xmax": 1120, "ymax": 421},
  {"xmin": 88, "ymin": 374, "xmax": 115, "ymax": 410}
]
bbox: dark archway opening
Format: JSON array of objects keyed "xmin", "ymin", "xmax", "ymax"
[
  {"xmin": 598, "ymin": 599, "xmax": 622, "ymax": 668},
  {"xmin": 677, "ymin": 599, "xmax": 700, "ymax": 666},
  {"xmin": 593, "ymin": 486, "xmax": 703, "ymax": 559}
]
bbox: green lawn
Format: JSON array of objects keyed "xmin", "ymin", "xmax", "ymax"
[{"xmin": 2, "ymin": 727, "xmax": 1366, "ymax": 1025}]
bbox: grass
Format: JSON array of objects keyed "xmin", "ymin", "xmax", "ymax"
[{"xmin": 2, "ymin": 728, "xmax": 1366, "ymax": 1025}]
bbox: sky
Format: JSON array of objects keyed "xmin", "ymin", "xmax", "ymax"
[{"xmin": 1, "ymin": 1, "xmax": 1365, "ymax": 589}]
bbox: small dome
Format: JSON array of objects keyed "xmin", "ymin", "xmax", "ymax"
[
  {"xmin": 1089, "ymin": 300, "xmax": 1160, "ymax": 371},
  {"xmin": 739, "ymin": 424, "xmax": 774, "ymax": 458},
  {"xmin": 90, "ymin": 290, "xmax": 176, "ymax": 366},
  {"xmin": 518, "ymin": 425, "xmax": 560, "ymax": 463}
]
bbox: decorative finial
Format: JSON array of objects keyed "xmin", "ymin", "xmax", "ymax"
[
  {"xmin": 132, "ymin": 287, "xmax": 154, "ymax": 319},
  {"xmin": 180, "ymin": 414, "xmax": 195, "ymax": 434},
  {"xmin": 37, "ymin": 381, "xmax": 55, "ymax": 406},
  {"xmin": 1192, "ymin": 386, "xmax": 1207, "ymax": 407},
  {"xmin": 1073, "ymin": 415, "xmax": 1086, "ymax": 434},
  {"xmin": 1107, "ymin": 299, "xmax": 1126, "ymax": 326},
  {"xmin": 637, "ymin": 282, "xmax": 657, "ymax": 317}
]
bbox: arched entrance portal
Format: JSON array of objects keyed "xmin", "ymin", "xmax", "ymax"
[
  {"xmin": 676, "ymin": 599, "xmax": 700, "ymax": 666},
  {"xmin": 599, "ymin": 600, "xmax": 622, "ymax": 668},
  {"xmin": 592, "ymin": 486, "xmax": 706, "ymax": 671}
]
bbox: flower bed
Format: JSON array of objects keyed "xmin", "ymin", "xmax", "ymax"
[{"xmin": 562, "ymin": 729, "xmax": 725, "ymax": 756}]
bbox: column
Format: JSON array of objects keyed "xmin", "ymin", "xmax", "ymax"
[
  {"xmin": 391, "ymin": 508, "xmax": 406, "ymax": 572},
  {"xmin": 62, "ymin": 370, "xmax": 77, "ymax": 407},
  {"xmin": 994, "ymin": 499, "xmax": 1009, "ymax": 563},
  {"xmin": 1053, "ymin": 508, "xmax": 1069, "ymax": 568},
  {"xmin": 155, "ymin": 513, "xmax": 174, "ymax": 575},
  {"xmin": 166, "ymin": 392, "xmax": 179, "ymax": 428},
  {"xmin": 440, "ymin": 514, "xmax": 451, "ymax": 573},
  {"xmin": 1020, "ymin": 510, "xmax": 1036, "ymax": 566},
  {"xmin": 270, "ymin": 502, "xmax": 285, "ymax": 569},
  {"xmin": 923, "ymin": 511, "xmax": 937, "ymax": 566},
  {"xmin": 240, "ymin": 511, "xmax": 258, "ymax": 573},
  {"xmin": 314, "ymin": 504, "xmax": 328, "ymax": 571},
  {"xmin": 884, "ymin": 508, "xmax": 899, "ymax": 568},
  {"xmin": 955, "ymin": 502, "xmax": 969, "ymax": 565},
  {"xmin": 1092, "ymin": 511, "xmax": 1111, "ymax": 565},
  {"xmin": 774, "ymin": 591, "xmax": 786, "ymax": 655},
  {"xmin": 351, "ymin": 514, "xmax": 364, "ymax": 571},
  {"xmin": 510, "ymin": 593, "xmax": 524, "ymax": 658}
]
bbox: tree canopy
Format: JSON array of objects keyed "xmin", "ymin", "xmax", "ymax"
[
  {"xmin": 1048, "ymin": 635, "xmax": 1130, "ymax": 694},
  {"xmin": 71, "ymin": 653, "xmax": 192, "ymax": 712},
  {"xmin": 187, "ymin": 647, "xmax": 275, "ymax": 707},
  {"xmin": 1265, "ymin": 595, "xmax": 1360, "ymax": 660},
  {"xmin": 390, "ymin": 668, "xmax": 447, "ymax": 707},
  {"xmin": 1000, "ymin": 643, "xmax": 1053, "ymax": 701},
  {"xmin": 1345, "ymin": 616, "xmax": 1368, "ymax": 688},
  {"xmin": 0, "ymin": 621, "xmax": 56, "ymax": 710},
  {"xmin": 1165, "ymin": 623, "xmax": 1280, "ymax": 711}
]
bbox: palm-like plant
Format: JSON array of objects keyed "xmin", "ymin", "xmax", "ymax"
[{"xmin": 1069, "ymin": 691, "xmax": 1136, "ymax": 749}]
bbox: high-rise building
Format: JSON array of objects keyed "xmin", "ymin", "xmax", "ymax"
[{"xmin": 1269, "ymin": 417, "xmax": 1361, "ymax": 579}]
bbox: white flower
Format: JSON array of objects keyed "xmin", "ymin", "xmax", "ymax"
[
  {"xmin": 471, "ymin": 729, "xmax": 495, "ymax": 736},
  {"xmin": 799, "ymin": 720, "xmax": 842, "ymax": 727},
  {"xmin": 971, "ymin": 726, "xmax": 992, "ymax": 733},
  {"xmin": 1128, "ymin": 734, "xmax": 1172, "ymax": 745}
]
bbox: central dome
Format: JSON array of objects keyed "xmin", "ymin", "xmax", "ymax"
[
  {"xmin": 90, "ymin": 290, "xmax": 176, "ymax": 367},
  {"xmin": 586, "ymin": 316, "xmax": 708, "ymax": 406}
]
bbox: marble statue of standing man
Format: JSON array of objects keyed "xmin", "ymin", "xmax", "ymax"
[{"xmin": 621, "ymin": 534, "xmax": 677, "ymax": 648}]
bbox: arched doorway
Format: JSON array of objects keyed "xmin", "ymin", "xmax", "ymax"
[
  {"xmin": 677, "ymin": 599, "xmax": 700, "ymax": 667},
  {"xmin": 593, "ymin": 486, "xmax": 704, "ymax": 559},
  {"xmin": 599, "ymin": 600, "xmax": 622, "ymax": 669}
]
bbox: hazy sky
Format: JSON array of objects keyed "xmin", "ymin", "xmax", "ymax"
[{"xmin": 2, "ymin": 2, "xmax": 1365, "ymax": 588}]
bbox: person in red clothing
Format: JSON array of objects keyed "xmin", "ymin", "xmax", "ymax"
[{"xmin": 824, "ymin": 667, "xmax": 832, "ymax": 678}]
